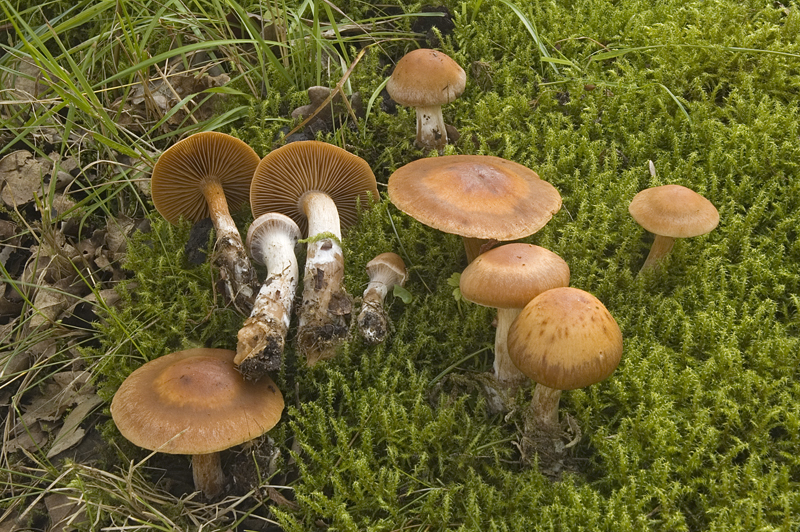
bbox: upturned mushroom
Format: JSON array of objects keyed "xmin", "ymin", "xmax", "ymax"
[
  {"xmin": 459, "ymin": 244, "xmax": 570, "ymax": 389},
  {"xmin": 507, "ymin": 287, "xmax": 622, "ymax": 436},
  {"xmin": 357, "ymin": 252, "xmax": 407, "ymax": 345},
  {"xmin": 110, "ymin": 348, "xmax": 284, "ymax": 498},
  {"xmin": 388, "ymin": 155, "xmax": 562, "ymax": 262},
  {"xmin": 386, "ymin": 48, "xmax": 466, "ymax": 152},
  {"xmin": 150, "ymin": 131, "xmax": 260, "ymax": 313},
  {"xmin": 250, "ymin": 140, "xmax": 378, "ymax": 366},
  {"xmin": 235, "ymin": 213, "xmax": 302, "ymax": 380},
  {"xmin": 628, "ymin": 184, "xmax": 719, "ymax": 272}
]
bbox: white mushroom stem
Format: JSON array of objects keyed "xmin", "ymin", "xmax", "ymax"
[
  {"xmin": 494, "ymin": 308, "xmax": 529, "ymax": 386},
  {"xmin": 297, "ymin": 191, "xmax": 351, "ymax": 366},
  {"xmin": 192, "ymin": 452, "xmax": 225, "ymax": 499},
  {"xmin": 201, "ymin": 180, "xmax": 257, "ymax": 313},
  {"xmin": 414, "ymin": 104, "xmax": 448, "ymax": 152},
  {"xmin": 235, "ymin": 225, "xmax": 299, "ymax": 380},
  {"xmin": 527, "ymin": 385, "xmax": 563, "ymax": 434},
  {"xmin": 641, "ymin": 234, "xmax": 676, "ymax": 272}
]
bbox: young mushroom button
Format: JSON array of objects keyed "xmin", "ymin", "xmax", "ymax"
[
  {"xmin": 250, "ymin": 140, "xmax": 378, "ymax": 366},
  {"xmin": 150, "ymin": 132, "xmax": 260, "ymax": 313},
  {"xmin": 386, "ymin": 48, "xmax": 466, "ymax": 152},
  {"xmin": 388, "ymin": 155, "xmax": 562, "ymax": 262},
  {"xmin": 357, "ymin": 252, "xmax": 407, "ymax": 345},
  {"xmin": 628, "ymin": 184, "xmax": 719, "ymax": 272},
  {"xmin": 235, "ymin": 213, "xmax": 302, "ymax": 381},
  {"xmin": 110, "ymin": 348, "xmax": 284, "ymax": 499},
  {"xmin": 459, "ymin": 244, "xmax": 570, "ymax": 391},
  {"xmin": 507, "ymin": 287, "xmax": 622, "ymax": 436}
]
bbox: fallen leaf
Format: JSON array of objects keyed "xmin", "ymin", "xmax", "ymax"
[
  {"xmin": 0, "ymin": 150, "xmax": 48, "ymax": 208},
  {"xmin": 47, "ymin": 393, "xmax": 103, "ymax": 458}
]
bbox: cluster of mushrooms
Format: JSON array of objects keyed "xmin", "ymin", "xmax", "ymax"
[{"xmin": 110, "ymin": 48, "xmax": 720, "ymax": 498}]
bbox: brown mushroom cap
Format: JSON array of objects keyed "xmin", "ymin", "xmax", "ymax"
[
  {"xmin": 460, "ymin": 244, "xmax": 570, "ymax": 309},
  {"xmin": 508, "ymin": 287, "xmax": 622, "ymax": 390},
  {"xmin": 386, "ymin": 49, "xmax": 466, "ymax": 107},
  {"xmin": 151, "ymin": 132, "xmax": 260, "ymax": 224},
  {"xmin": 628, "ymin": 184, "xmax": 719, "ymax": 238},
  {"xmin": 250, "ymin": 141, "xmax": 378, "ymax": 237},
  {"xmin": 388, "ymin": 155, "xmax": 562, "ymax": 240},
  {"xmin": 111, "ymin": 348, "xmax": 284, "ymax": 455}
]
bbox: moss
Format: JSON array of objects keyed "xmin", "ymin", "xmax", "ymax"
[{"xmin": 83, "ymin": 0, "xmax": 800, "ymax": 529}]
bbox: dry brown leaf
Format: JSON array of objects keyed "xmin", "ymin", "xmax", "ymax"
[
  {"xmin": 0, "ymin": 150, "xmax": 48, "ymax": 208},
  {"xmin": 47, "ymin": 393, "xmax": 103, "ymax": 458},
  {"xmin": 45, "ymin": 493, "xmax": 87, "ymax": 532}
]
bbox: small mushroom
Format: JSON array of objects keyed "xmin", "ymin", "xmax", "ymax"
[
  {"xmin": 388, "ymin": 155, "xmax": 562, "ymax": 262},
  {"xmin": 459, "ymin": 244, "xmax": 570, "ymax": 390},
  {"xmin": 357, "ymin": 252, "xmax": 407, "ymax": 345},
  {"xmin": 235, "ymin": 213, "xmax": 302, "ymax": 380},
  {"xmin": 386, "ymin": 49, "xmax": 466, "ymax": 152},
  {"xmin": 250, "ymin": 141, "xmax": 378, "ymax": 366},
  {"xmin": 507, "ymin": 287, "xmax": 622, "ymax": 435},
  {"xmin": 150, "ymin": 132, "xmax": 260, "ymax": 313},
  {"xmin": 628, "ymin": 184, "xmax": 719, "ymax": 272},
  {"xmin": 110, "ymin": 348, "xmax": 284, "ymax": 498}
]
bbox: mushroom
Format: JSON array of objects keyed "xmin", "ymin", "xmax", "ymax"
[
  {"xmin": 628, "ymin": 184, "xmax": 719, "ymax": 272},
  {"xmin": 386, "ymin": 48, "xmax": 466, "ymax": 152},
  {"xmin": 357, "ymin": 252, "xmax": 407, "ymax": 345},
  {"xmin": 150, "ymin": 131, "xmax": 260, "ymax": 313},
  {"xmin": 388, "ymin": 155, "xmax": 562, "ymax": 262},
  {"xmin": 507, "ymin": 287, "xmax": 623, "ymax": 435},
  {"xmin": 459, "ymin": 244, "xmax": 570, "ymax": 389},
  {"xmin": 110, "ymin": 348, "xmax": 284, "ymax": 498},
  {"xmin": 235, "ymin": 213, "xmax": 302, "ymax": 380},
  {"xmin": 250, "ymin": 140, "xmax": 378, "ymax": 366}
]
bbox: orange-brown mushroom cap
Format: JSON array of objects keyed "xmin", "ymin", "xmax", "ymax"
[
  {"xmin": 460, "ymin": 244, "xmax": 570, "ymax": 309},
  {"xmin": 388, "ymin": 155, "xmax": 562, "ymax": 240},
  {"xmin": 508, "ymin": 287, "xmax": 622, "ymax": 391},
  {"xmin": 111, "ymin": 348, "xmax": 284, "ymax": 455},
  {"xmin": 151, "ymin": 132, "xmax": 260, "ymax": 224},
  {"xmin": 386, "ymin": 49, "xmax": 466, "ymax": 107},
  {"xmin": 628, "ymin": 184, "xmax": 719, "ymax": 238},
  {"xmin": 250, "ymin": 141, "xmax": 378, "ymax": 237}
]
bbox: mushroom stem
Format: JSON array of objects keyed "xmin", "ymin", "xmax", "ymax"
[
  {"xmin": 297, "ymin": 191, "xmax": 351, "ymax": 366},
  {"xmin": 357, "ymin": 281, "xmax": 391, "ymax": 345},
  {"xmin": 192, "ymin": 452, "xmax": 225, "ymax": 499},
  {"xmin": 494, "ymin": 308, "xmax": 529, "ymax": 387},
  {"xmin": 236, "ymin": 226, "xmax": 299, "ymax": 380},
  {"xmin": 527, "ymin": 384, "xmax": 563, "ymax": 434},
  {"xmin": 414, "ymin": 104, "xmax": 447, "ymax": 152},
  {"xmin": 641, "ymin": 234, "xmax": 676, "ymax": 272},
  {"xmin": 462, "ymin": 237, "xmax": 489, "ymax": 263},
  {"xmin": 201, "ymin": 180, "xmax": 257, "ymax": 313},
  {"xmin": 357, "ymin": 255, "xmax": 406, "ymax": 345}
]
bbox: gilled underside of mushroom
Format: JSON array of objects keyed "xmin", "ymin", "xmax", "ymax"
[
  {"xmin": 297, "ymin": 190, "xmax": 352, "ymax": 366},
  {"xmin": 235, "ymin": 223, "xmax": 299, "ymax": 380}
]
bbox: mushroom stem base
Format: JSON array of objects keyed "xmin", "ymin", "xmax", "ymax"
[
  {"xmin": 298, "ymin": 236, "xmax": 351, "ymax": 366},
  {"xmin": 357, "ymin": 299, "xmax": 389, "ymax": 345},
  {"xmin": 192, "ymin": 452, "xmax": 225, "ymax": 499},
  {"xmin": 641, "ymin": 234, "xmax": 675, "ymax": 272},
  {"xmin": 213, "ymin": 232, "xmax": 257, "ymax": 314},
  {"xmin": 235, "ymin": 320, "xmax": 285, "ymax": 380}
]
